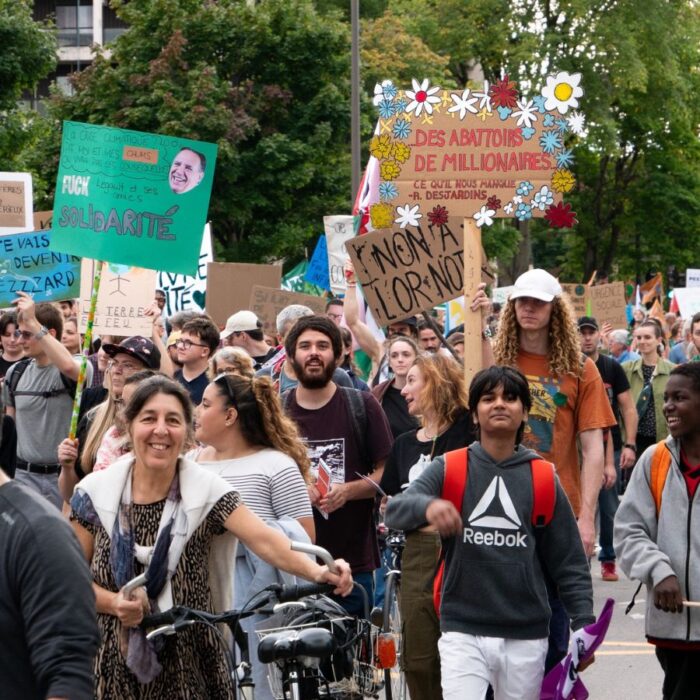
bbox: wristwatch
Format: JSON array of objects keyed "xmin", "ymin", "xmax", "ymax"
[
  {"xmin": 33, "ymin": 325, "xmax": 49, "ymax": 341},
  {"xmin": 623, "ymin": 443, "xmax": 637, "ymax": 453}
]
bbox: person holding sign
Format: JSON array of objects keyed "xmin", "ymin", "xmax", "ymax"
[{"xmin": 168, "ymin": 148, "xmax": 206, "ymax": 195}]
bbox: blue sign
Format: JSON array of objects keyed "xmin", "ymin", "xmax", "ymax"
[
  {"xmin": 0, "ymin": 230, "xmax": 81, "ymax": 306},
  {"xmin": 304, "ymin": 235, "xmax": 331, "ymax": 291}
]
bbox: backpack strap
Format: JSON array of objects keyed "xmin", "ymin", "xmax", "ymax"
[
  {"xmin": 530, "ymin": 459, "xmax": 556, "ymax": 527},
  {"xmin": 280, "ymin": 387, "xmax": 295, "ymax": 412},
  {"xmin": 650, "ymin": 441, "xmax": 672, "ymax": 517},
  {"xmin": 338, "ymin": 386, "xmax": 369, "ymax": 467},
  {"xmin": 7, "ymin": 357, "xmax": 77, "ymax": 401}
]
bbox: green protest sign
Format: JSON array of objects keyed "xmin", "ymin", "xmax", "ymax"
[{"xmin": 50, "ymin": 122, "xmax": 217, "ymax": 276}]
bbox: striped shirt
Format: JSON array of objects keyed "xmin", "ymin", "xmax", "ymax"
[{"xmin": 187, "ymin": 448, "xmax": 312, "ymax": 522}]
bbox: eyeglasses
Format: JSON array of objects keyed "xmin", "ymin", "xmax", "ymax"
[
  {"xmin": 214, "ymin": 373, "xmax": 238, "ymax": 408},
  {"xmin": 107, "ymin": 359, "xmax": 140, "ymax": 374},
  {"xmin": 14, "ymin": 330, "xmax": 35, "ymax": 341},
  {"xmin": 175, "ymin": 338, "xmax": 207, "ymax": 350}
]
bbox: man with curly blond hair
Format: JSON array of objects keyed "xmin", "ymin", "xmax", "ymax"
[{"xmin": 491, "ymin": 269, "xmax": 615, "ymax": 670}]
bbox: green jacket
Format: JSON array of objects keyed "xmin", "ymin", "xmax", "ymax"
[{"xmin": 622, "ymin": 357, "xmax": 675, "ymax": 441}]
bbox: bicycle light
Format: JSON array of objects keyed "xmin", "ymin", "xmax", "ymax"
[{"xmin": 376, "ymin": 633, "xmax": 397, "ymax": 669}]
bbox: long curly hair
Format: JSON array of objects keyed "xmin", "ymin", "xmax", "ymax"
[
  {"xmin": 412, "ymin": 353, "xmax": 468, "ymax": 427},
  {"xmin": 214, "ymin": 374, "xmax": 311, "ymax": 482},
  {"xmin": 493, "ymin": 296, "xmax": 583, "ymax": 378}
]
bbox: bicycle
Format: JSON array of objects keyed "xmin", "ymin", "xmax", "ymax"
[{"xmin": 135, "ymin": 542, "xmax": 397, "ymax": 700}]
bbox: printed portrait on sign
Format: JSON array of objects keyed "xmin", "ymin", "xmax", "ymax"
[{"xmin": 168, "ymin": 148, "xmax": 206, "ymax": 195}]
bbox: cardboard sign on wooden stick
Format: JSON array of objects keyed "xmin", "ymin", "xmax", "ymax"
[
  {"xmin": 589, "ymin": 282, "xmax": 628, "ymax": 328},
  {"xmin": 248, "ymin": 286, "xmax": 327, "ymax": 336}
]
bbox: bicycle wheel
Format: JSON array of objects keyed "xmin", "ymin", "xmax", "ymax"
[{"xmin": 382, "ymin": 571, "xmax": 407, "ymax": 700}]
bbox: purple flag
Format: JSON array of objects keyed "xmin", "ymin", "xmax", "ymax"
[{"xmin": 540, "ymin": 598, "xmax": 615, "ymax": 700}]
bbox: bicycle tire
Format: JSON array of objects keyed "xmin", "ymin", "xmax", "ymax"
[{"xmin": 382, "ymin": 571, "xmax": 407, "ymax": 700}]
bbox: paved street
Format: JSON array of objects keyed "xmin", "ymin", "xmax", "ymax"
[{"xmin": 582, "ymin": 566, "xmax": 663, "ymax": 699}]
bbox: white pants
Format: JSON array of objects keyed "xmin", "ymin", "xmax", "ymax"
[{"xmin": 438, "ymin": 631, "xmax": 548, "ymax": 700}]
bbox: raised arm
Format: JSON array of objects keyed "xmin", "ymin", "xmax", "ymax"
[{"xmin": 343, "ymin": 263, "xmax": 383, "ymax": 365}]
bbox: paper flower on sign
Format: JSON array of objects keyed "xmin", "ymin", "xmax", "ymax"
[
  {"xmin": 369, "ymin": 134, "xmax": 393, "ymax": 160},
  {"xmin": 486, "ymin": 195, "xmax": 501, "ymax": 211},
  {"xmin": 370, "ymin": 203, "xmax": 394, "ymax": 229},
  {"xmin": 532, "ymin": 185, "xmax": 554, "ymax": 211},
  {"xmin": 555, "ymin": 149, "xmax": 575, "ymax": 169},
  {"xmin": 473, "ymin": 81, "xmax": 492, "ymax": 111},
  {"xmin": 391, "ymin": 142, "xmax": 411, "ymax": 164},
  {"xmin": 503, "ymin": 202, "xmax": 514, "ymax": 215},
  {"xmin": 373, "ymin": 80, "xmax": 397, "ymax": 105},
  {"xmin": 539, "ymin": 130, "xmax": 562, "ymax": 154},
  {"xmin": 427, "ymin": 205, "xmax": 449, "ymax": 226},
  {"xmin": 515, "ymin": 202, "xmax": 533, "ymax": 221},
  {"xmin": 567, "ymin": 110, "xmax": 586, "ymax": 135},
  {"xmin": 448, "ymin": 89, "xmax": 479, "ymax": 119},
  {"xmin": 516, "ymin": 181, "xmax": 534, "ymax": 196},
  {"xmin": 405, "ymin": 78, "xmax": 442, "ymax": 116},
  {"xmin": 489, "ymin": 74, "xmax": 519, "ymax": 109},
  {"xmin": 551, "ymin": 169, "xmax": 575, "ymax": 193},
  {"xmin": 473, "ymin": 205, "xmax": 496, "ymax": 228},
  {"xmin": 512, "ymin": 99, "xmax": 538, "ymax": 128},
  {"xmin": 379, "ymin": 182, "xmax": 399, "ymax": 201},
  {"xmin": 541, "ymin": 71, "xmax": 583, "ymax": 114},
  {"xmin": 379, "ymin": 160, "xmax": 401, "ymax": 181},
  {"xmin": 545, "ymin": 201, "xmax": 578, "ymax": 228},
  {"xmin": 377, "ymin": 99, "xmax": 396, "ymax": 119},
  {"xmin": 392, "ymin": 118, "xmax": 411, "ymax": 140},
  {"xmin": 395, "ymin": 203, "xmax": 422, "ymax": 228}
]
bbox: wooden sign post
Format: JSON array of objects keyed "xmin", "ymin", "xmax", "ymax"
[{"xmin": 463, "ymin": 219, "xmax": 483, "ymax": 384}]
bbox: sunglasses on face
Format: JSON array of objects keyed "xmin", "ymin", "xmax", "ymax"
[{"xmin": 14, "ymin": 330, "xmax": 35, "ymax": 341}]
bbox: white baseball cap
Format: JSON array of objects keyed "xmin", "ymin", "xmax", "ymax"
[
  {"xmin": 220, "ymin": 310, "xmax": 261, "ymax": 339},
  {"xmin": 509, "ymin": 269, "xmax": 562, "ymax": 303}
]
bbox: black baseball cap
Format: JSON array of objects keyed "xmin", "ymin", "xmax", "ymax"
[
  {"xmin": 102, "ymin": 336, "xmax": 161, "ymax": 370},
  {"xmin": 577, "ymin": 316, "xmax": 599, "ymax": 331}
]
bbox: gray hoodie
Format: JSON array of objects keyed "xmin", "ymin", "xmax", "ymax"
[
  {"xmin": 614, "ymin": 437, "xmax": 700, "ymax": 642},
  {"xmin": 385, "ymin": 442, "xmax": 594, "ymax": 639}
]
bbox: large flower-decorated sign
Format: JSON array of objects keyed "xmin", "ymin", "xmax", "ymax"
[{"xmin": 370, "ymin": 72, "xmax": 584, "ymax": 231}]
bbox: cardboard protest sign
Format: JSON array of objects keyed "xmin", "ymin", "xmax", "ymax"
[
  {"xmin": 33, "ymin": 210, "xmax": 53, "ymax": 231},
  {"xmin": 0, "ymin": 172, "xmax": 33, "ymax": 234},
  {"xmin": 369, "ymin": 74, "xmax": 584, "ymax": 232},
  {"xmin": 561, "ymin": 283, "xmax": 589, "ymax": 318},
  {"xmin": 157, "ymin": 224, "xmax": 212, "ymax": 316},
  {"xmin": 0, "ymin": 231, "xmax": 81, "ymax": 306},
  {"xmin": 323, "ymin": 215, "xmax": 355, "ymax": 295},
  {"xmin": 686, "ymin": 268, "xmax": 700, "ymax": 288},
  {"xmin": 249, "ymin": 286, "xmax": 326, "ymax": 335},
  {"xmin": 672, "ymin": 288, "xmax": 700, "ymax": 319},
  {"xmin": 589, "ymin": 282, "xmax": 628, "ymax": 328},
  {"xmin": 206, "ymin": 263, "xmax": 282, "ymax": 328},
  {"xmin": 79, "ymin": 259, "xmax": 157, "ymax": 336},
  {"xmin": 51, "ymin": 122, "xmax": 217, "ymax": 275},
  {"xmin": 304, "ymin": 236, "xmax": 331, "ymax": 291},
  {"xmin": 491, "ymin": 285, "xmax": 514, "ymax": 305},
  {"xmin": 345, "ymin": 217, "xmax": 465, "ymax": 326}
]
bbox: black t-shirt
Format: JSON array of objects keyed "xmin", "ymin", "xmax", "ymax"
[
  {"xmin": 174, "ymin": 369, "xmax": 209, "ymax": 405},
  {"xmin": 594, "ymin": 353, "xmax": 629, "ymax": 450},
  {"xmin": 380, "ymin": 409, "xmax": 475, "ymax": 497},
  {"xmin": 286, "ymin": 388, "xmax": 393, "ymax": 573},
  {"xmin": 381, "ymin": 385, "xmax": 420, "ymax": 440},
  {"xmin": 0, "ymin": 356, "xmax": 19, "ymax": 381}
]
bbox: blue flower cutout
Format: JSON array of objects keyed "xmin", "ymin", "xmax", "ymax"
[
  {"xmin": 382, "ymin": 82, "xmax": 398, "ymax": 100},
  {"xmin": 539, "ymin": 130, "xmax": 562, "ymax": 154},
  {"xmin": 555, "ymin": 118, "xmax": 569, "ymax": 134},
  {"xmin": 393, "ymin": 118, "xmax": 412, "ymax": 140},
  {"xmin": 378, "ymin": 99, "xmax": 396, "ymax": 119},
  {"xmin": 556, "ymin": 149, "xmax": 575, "ymax": 169},
  {"xmin": 533, "ymin": 185, "xmax": 554, "ymax": 211},
  {"xmin": 521, "ymin": 127, "xmax": 535, "ymax": 140},
  {"xmin": 543, "ymin": 113, "xmax": 555, "ymax": 127},
  {"xmin": 379, "ymin": 182, "xmax": 399, "ymax": 201},
  {"xmin": 516, "ymin": 180, "xmax": 534, "ymax": 196},
  {"xmin": 515, "ymin": 203, "xmax": 533, "ymax": 221},
  {"xmin": 394, "ymin": 98, "xmax": 408, "ymax": 112},
  {"xmin": 532, "ymin": 95, "xmax": 547, "ymax": 113},
  {"xmin": 497, "ymin": 106, "xmax": 512, "ymax": 120}
]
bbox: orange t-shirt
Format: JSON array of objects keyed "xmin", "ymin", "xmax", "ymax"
[{"xmin": 516, "ymin": 350, "xmax": 616, "ymax": 516}]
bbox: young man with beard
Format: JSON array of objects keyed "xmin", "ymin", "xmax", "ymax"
[{"xmin": 282, "ymin": 316, "xmax": 393, "ymax": 616}]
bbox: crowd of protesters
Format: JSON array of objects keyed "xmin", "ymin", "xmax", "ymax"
[{"xmin": 0, "ymin": 268, "xmax": 697, "ymax": 700}]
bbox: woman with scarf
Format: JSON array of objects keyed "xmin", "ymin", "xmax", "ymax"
[
  {"xmin": 380, "ymin": 353, "xmax": 474, "ymax": 700},
  {"xmin": 69, "ymin": 375, "xmax": 351, "ymax": 699}
]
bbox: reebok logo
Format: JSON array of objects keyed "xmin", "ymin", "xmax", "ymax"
[{"xmin": 463, "ymin": 476, "xmax": 528, "ymax": 548}]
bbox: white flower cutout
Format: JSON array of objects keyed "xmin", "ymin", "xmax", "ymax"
[
  {"xmin": 503, "ymin": 202, "xmax": 514, "ymax": 215},
  {"xmin": 448, "ymin": 89, "xmax": 479, "ymax": 119},
  {"xmin": 512, "ymin": 99, "xmax": 538, "ymax": 128},
  {"xmin": 473, "ymin": 205, "xmax": 496, "ymax": 228},
  {"xmin": 372, "ymin": 79, "xmax": 395, "ymax": 106},
  {"xmin": 567, "ymin": 110, "xmax": 586, "ymax": 135},
  {"xmin": 473, "ymin": 81, "xmax": 492, "ymax": 111},
  {"xmin": 541, "ymin": 72, "xmax": 583, "ymax": 114},
  {"xmin": 395, "ymin": 203, "xmax": 422, "ymax": 228},
  {"xmin": 405, "ymin": 78, "xmax": 442, "ymax": 117}
]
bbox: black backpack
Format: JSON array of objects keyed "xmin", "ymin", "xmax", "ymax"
[{"xmin": 6, "ymin": 358, "xmax": 77, "ymax": 402}]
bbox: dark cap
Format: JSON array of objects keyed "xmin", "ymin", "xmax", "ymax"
[
  {"xmin": 102, "ymin": 336, "xmax": 161, "ymax": 370},
  {"xmin": 389, "ymin": 316, "xmax": 417, "ymax": 328},
  {"xmin": 577, "ymin": 316, "xmax": 599, "ymax": 331}
]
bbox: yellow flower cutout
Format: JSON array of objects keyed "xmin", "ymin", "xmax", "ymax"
[
  {"xmin": 380, "ymin": 159, "xmax": 401, "ymax": 181},
  {"xmin": 391, "ymin": 142, "xmax": 411, "ymax": 164},
  {"xmin": 551, "ymin": 169, "xmax": 575, "ymax": 193},
  {"xmin": 370, "ymin": 134, "xmax": 393, "ymax": 160},
  {"xmin": 370, "ymin": 203, "xmax": 394, "ymax": 230}
]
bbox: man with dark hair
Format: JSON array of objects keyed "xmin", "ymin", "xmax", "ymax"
[
  {"xmin": 283, "ymin": 315, "xmax": 393, "ymax": 616},
  {"xmin": 0, "ymin": 455, "xmax": 99, "ymax": 699},
  {"xmin": 417, "ymin": 319, "xmax": 442, "ymax": 353},
  {"xmin": 326, "ymin": 298, "xmax": 344, "ymax": 326},
  {"xmin": 0, "ymin": 311, "xmax": 24, "ymax": 380},
  {"xmin": 57, "ymin": 299, "xmax": 76, "ymax": 320},
  {"xmin": 4, "ymin": 293, "xmax": 92, "ymax": 509},
  {"xmin": 174, "ymin": 316, "xmax": 219, "ymax": 404},
  {"xmin": 169, "ymin": 147, "xmax": 206, "ymax": 194},
  {"xmin": 220, "ymin": 310, "xmax": 276, "ymax": 369}
]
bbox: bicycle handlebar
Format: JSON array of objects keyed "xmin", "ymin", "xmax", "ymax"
[
  {"xmin": 277, "ymin": 582, "xmax": 335, "ymax": 602},
  {"xmin": 290, "ymin": 541, "xmax": 338, "ymax": 574}
]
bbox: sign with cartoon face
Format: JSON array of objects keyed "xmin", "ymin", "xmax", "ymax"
[
  {"xmin": 51, "ymin": 122, "xmax": 217, "ymax": 275},
  {"xmin": 369, "ymin": 73, "xmax": 584, "ymax": 232}
]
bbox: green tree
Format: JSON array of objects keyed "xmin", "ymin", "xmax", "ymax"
[
  {"xmin": 27, "ymin": 0, "xmax": 353, "ymax": 263},
  {"xmin": 0, "ymin": 0, "xmax": 56, "ymax": 169}
]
